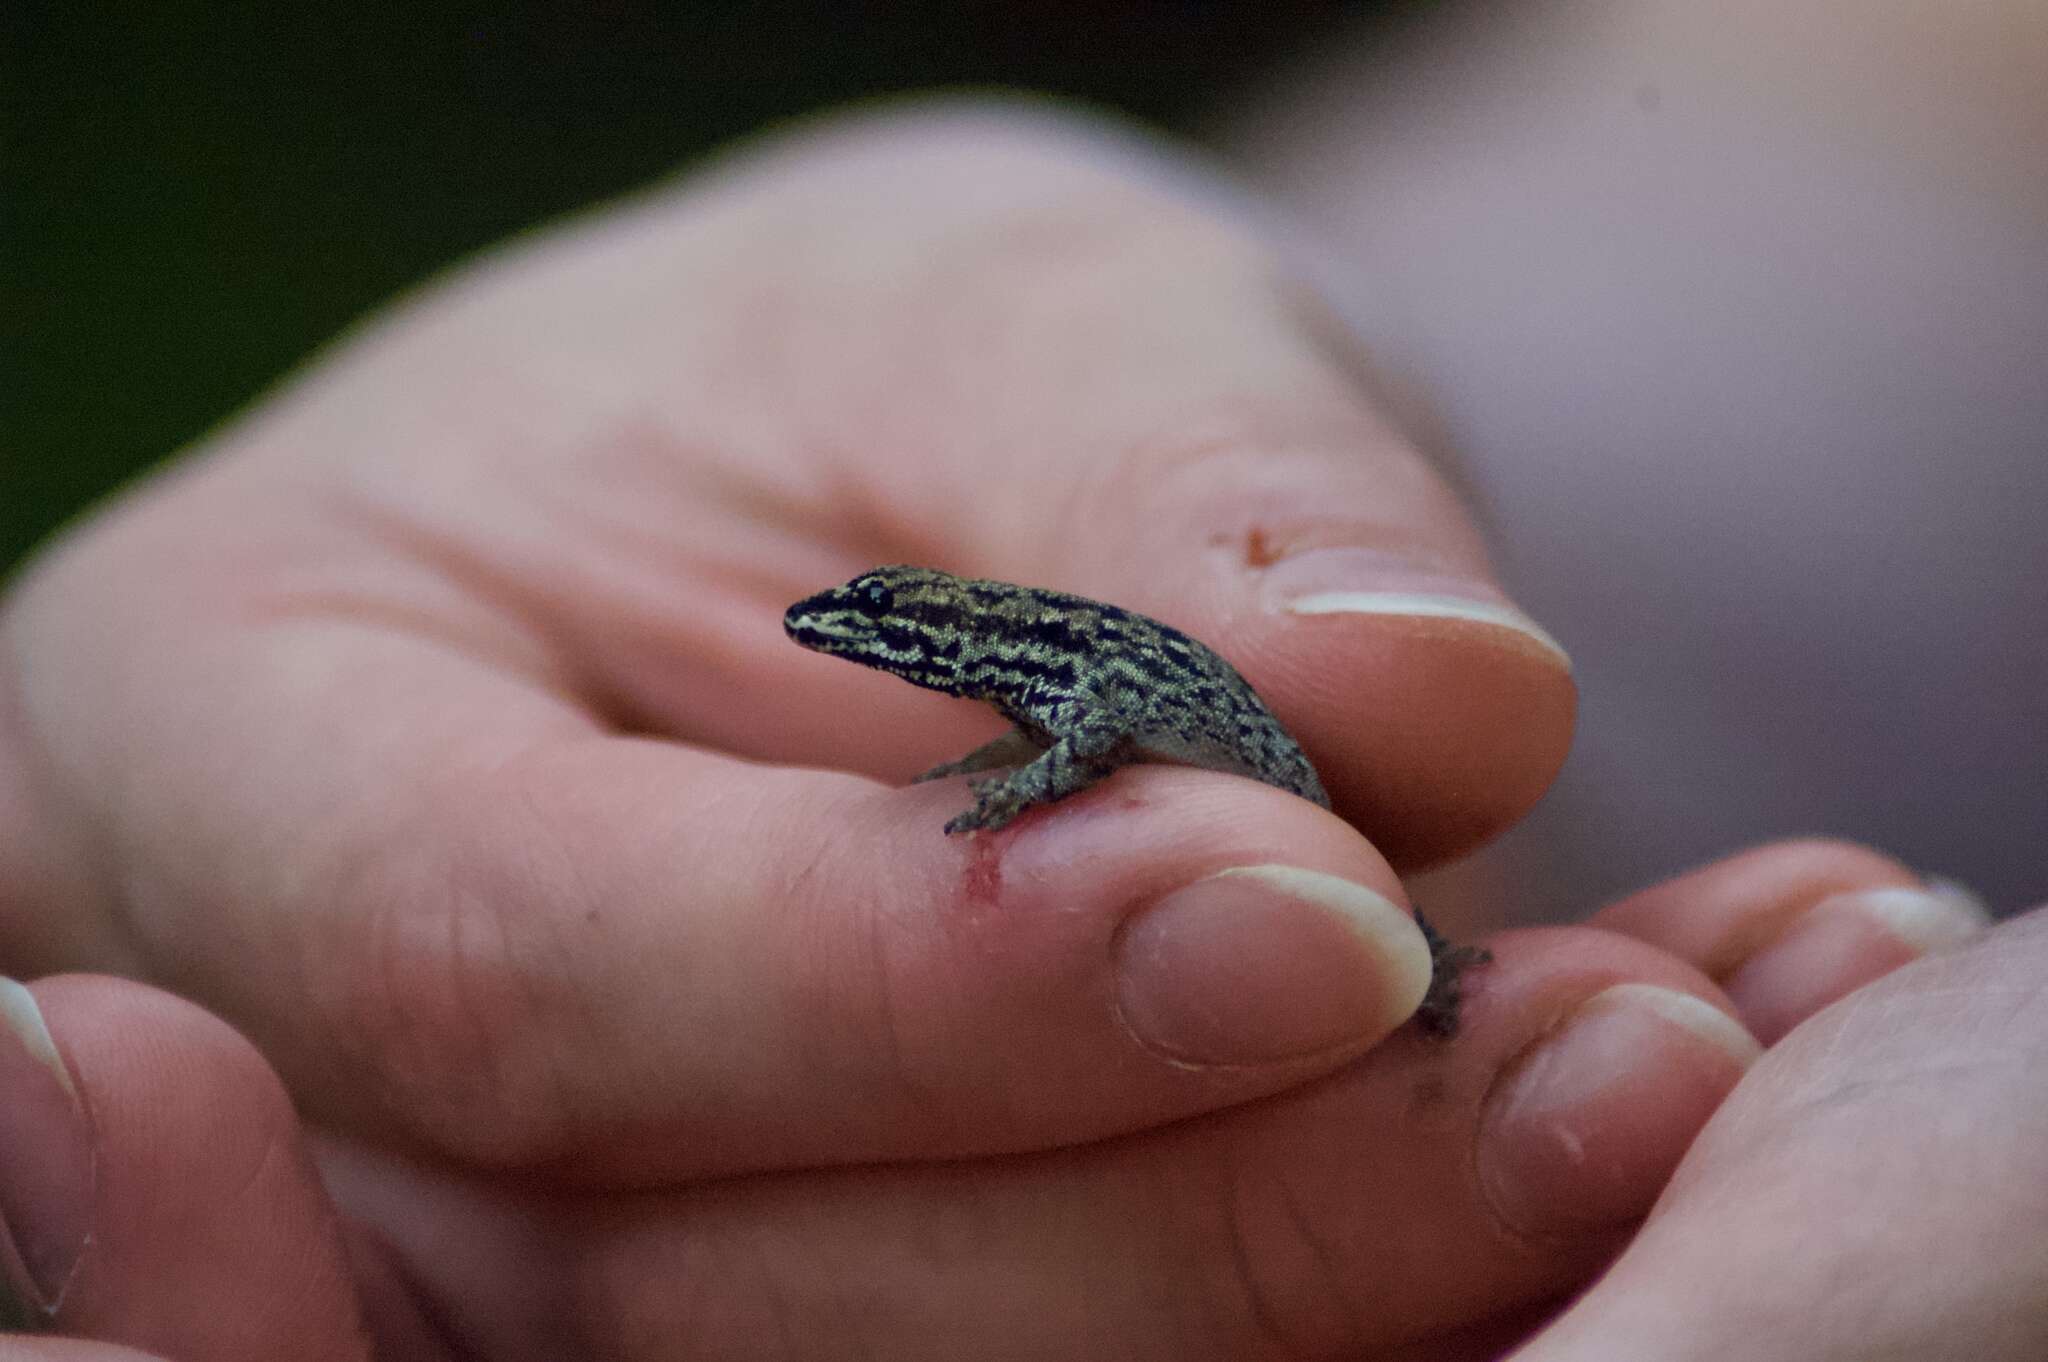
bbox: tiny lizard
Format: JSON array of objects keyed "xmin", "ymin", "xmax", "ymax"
[{"xmin": 784, "ymin": 565, "xmax": 1485, "ymax": 1033}]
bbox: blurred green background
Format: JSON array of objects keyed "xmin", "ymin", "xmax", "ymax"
[{"xmin": 5, "ymin": 2, "xmax": 1366, "ymax": 573}]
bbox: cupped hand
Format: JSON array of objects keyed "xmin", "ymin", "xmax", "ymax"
[{"xmin": 0, "ymin": 103, "xmax": 1977, "ymax": 1357}]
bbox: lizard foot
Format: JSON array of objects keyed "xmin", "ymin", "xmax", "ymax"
[
  {"xmin": 1412, "ymin": 907, "xmax": 1492, "ymax": 1038},
  {"xmin": 943, "ymin": 777, "xmax": 1027, "ymax": 836}
]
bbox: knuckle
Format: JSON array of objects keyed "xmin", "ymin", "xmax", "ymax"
[
  {"xmin": 750, "ymin": 95, "xmax": 1282, "ymax": 294},
  {"xmin": 574, "ymin": 1218, "xmax": 817, "ymax": 1362},
  {"xmin": 324, "ymin": 821, "xmax": 588, "ymax": 1167},
  {"xmin": 1736, "ymin": 836, "xmax": 1921, "ymax": 890},
  {"xmin": 1209, "ymin": 1152, "xmax": 1358, "ymax": 1362}
]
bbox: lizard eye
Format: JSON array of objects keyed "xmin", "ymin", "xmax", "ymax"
[{"xmin": 853, "ymin": 582, "xmax": 894, "ymax": 617}]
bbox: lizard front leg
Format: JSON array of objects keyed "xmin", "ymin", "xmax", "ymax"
[
  {"xmin": 943, "ymin": 717, "xmax": 1130, "ymax": 835},
  {"xmin": 914, "ymin": 726, "xmax": 1048, "ymax": 783}
]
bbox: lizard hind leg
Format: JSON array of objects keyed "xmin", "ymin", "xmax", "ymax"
[{"xmin": 914, "ymin": 726, "xmax": 1049, "ymax": 783}]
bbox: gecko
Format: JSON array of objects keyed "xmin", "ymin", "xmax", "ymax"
[{"xmin": 783, "ymin": 565, "xmax": 1486, "ymax": 1034}]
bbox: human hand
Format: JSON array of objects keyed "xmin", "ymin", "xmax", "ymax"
[
  {"xmin": 0, "ymin": 103, "xmax": 1975, "ymax": 1357},
  {"xmin": 0, "ymin": 843, "xmax": 1957, "ymax": 1351},
  {"xmin": 1518, "ymin": 887, "xmax": 2034, "ymax": 1362},
  {"xmin": 0, "ymin": 848, "xmax": 1970, "ymax": 1359}
]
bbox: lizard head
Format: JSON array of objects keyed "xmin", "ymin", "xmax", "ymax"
[{"xmin": 782, "ymin": 565, "xmax": 931, "ymax": 660}]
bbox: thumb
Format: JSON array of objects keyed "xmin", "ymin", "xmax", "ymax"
[{"xmin": 0, "ymin": 976, "xmax": 367, "ymax": 1359}]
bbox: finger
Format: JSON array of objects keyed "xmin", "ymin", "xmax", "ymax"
[
  {"xmin": 1516, "ymin": 905, "xmax": 2048, "ymax": 1362},
  {"xmin": 1591, "ymin": 838, "xmax": 1989, "ymax": 1042},
  {"xmin": 0, "ymin": 976, "xmax": 366, "ymax": 1359},
  {"xmin": 678, "ymin": 107, "xmax": 1575, "ymax": 867},
  {"xmin": 564, "ymin": 929, "xmax": 1759, "ymax": 1361},
  {"xmin": 249, "ymin": 751, "xmax": 1445, "ymax": 1179}
]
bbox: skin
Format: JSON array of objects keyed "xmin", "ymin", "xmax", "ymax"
[{"xmin": 0, "ymin": 99, "xmax": 2025, "ymax": 1362}]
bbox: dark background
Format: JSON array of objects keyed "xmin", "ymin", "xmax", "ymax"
[{"xmin": 4, "ymin": 2, "xmax": 1374, "ymax": 574}]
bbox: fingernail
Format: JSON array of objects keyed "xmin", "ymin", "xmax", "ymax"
[
  {"xmin": 1923, "ymin": 874, "xmax": 1993, "ymax": 924},
  {"xmin": 1114, "ymin": 865, "xmax": 1433, "ymax": 1064},
  {"xmin": 1263, "ymin": 547, "xmax": 1570, "ymax": 668},
  {"xmin": 1723, "ymin": 884, "xmax": 1991, "ymax": 1043},
  {"xmin": 1480, "ymin": 984, "xmax": 1759, "ymax": 1235},
  {"xmin": 1824, "ymin": 883, "xmax": 1989, "ymax": 950},
  {"xmin": 0, "ymin": 978, "xmax": 93, "ymax": 1327}
]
